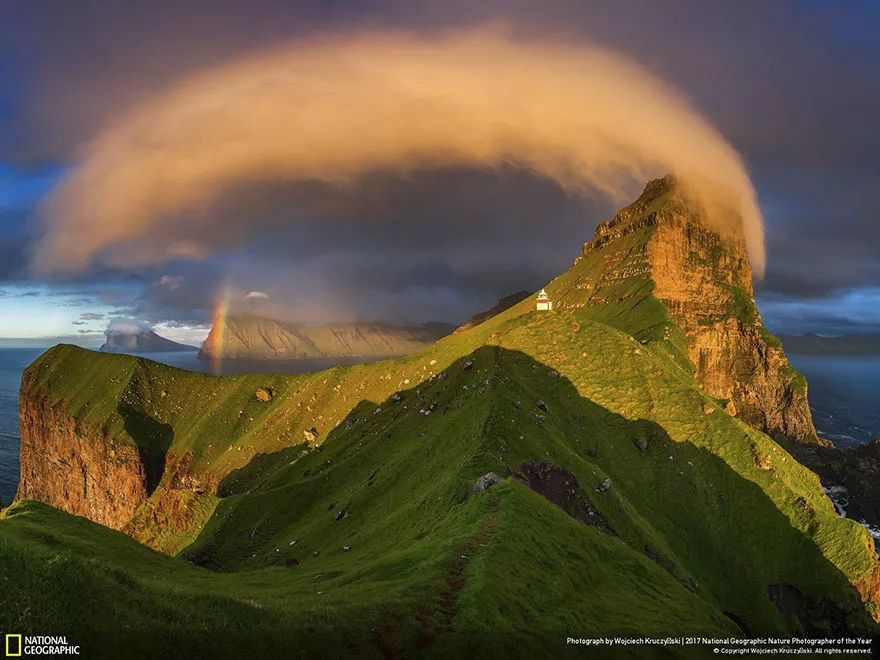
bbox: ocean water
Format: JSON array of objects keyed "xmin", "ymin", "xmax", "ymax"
[
  {"xmin": 0, "ymin": 348, "xmax": 43, "ymax": 505},
  {"xmin": 787, "ymin": 353, "xmax": 880, "ymax": 447},
  {"xmin": 0, "ymin": 348, "xmax": 877, "ymax": 506}
]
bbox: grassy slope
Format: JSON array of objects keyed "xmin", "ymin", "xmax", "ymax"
[
  {"xmin": 2, "ymin": 203, "xmax": 876, "ymax": 655},
  {"xmin": 3, "ymin": 305, "xmax": 877, "ymax": 657}
]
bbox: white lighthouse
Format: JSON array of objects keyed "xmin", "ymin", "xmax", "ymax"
[{"xmin": 535, "ymin": 289, "xmax": 553, "ymax": 311}]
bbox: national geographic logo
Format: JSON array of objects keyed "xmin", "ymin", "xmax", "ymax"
[
  {"xmin": 4, "ymin": 635, "xmax": 80, "ymax": 656},
  {"xmin": 4, "ymin": 635, "xmax": 21, "ymax": 657}
]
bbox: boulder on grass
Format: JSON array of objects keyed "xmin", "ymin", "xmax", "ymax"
[{"xmin": 473, "ymin": 472, "xmax": 502, "ymax": 492}]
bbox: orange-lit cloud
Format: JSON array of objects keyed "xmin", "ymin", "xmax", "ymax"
[{"xmin": 32, "ymin": 26, "xmax": 766, "ymax": 276}]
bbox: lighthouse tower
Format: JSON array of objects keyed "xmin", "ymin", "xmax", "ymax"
[{"xmin": 535, "ymin": 289, "xmax": 553, "ymax": 311}]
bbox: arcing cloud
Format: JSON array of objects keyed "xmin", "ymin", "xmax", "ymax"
[{"xmin": 33, "ymin": 27, "xmax": 766, "ymax": 276}]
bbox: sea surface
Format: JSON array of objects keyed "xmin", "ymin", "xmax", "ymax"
[
  {"xmin": 0, "ymin": 348, "xmax": 877, "ymax": 506},
  {"xmin": 787, "ymin": 353, "xmax": 880, "ymax": 447},
  {"xmin": 0, "ymin": 348, "xmax": 43, "ymax": 506}
]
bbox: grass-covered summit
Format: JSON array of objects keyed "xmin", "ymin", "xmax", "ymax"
[{"xmin": 3, "ymin": 178, "xmax": 878, "ymax": 658}]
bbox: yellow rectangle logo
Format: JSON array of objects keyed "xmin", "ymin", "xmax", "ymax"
[{"xmin": 5, "ymin": 634, "xmax": 22, "ymax": 657}]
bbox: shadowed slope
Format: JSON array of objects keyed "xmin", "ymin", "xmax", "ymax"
[
  {"xmin": 6, "ymin": 328, "xmax": 878, "ymax": 657},
  {"xmin": 7, "ymin": 179, "xmax": 877, "ymax": 657}
]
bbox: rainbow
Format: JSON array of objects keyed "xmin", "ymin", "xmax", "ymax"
[{"xmin": 209, "ymin": 284, "xmax": 231, "ymax": 375}]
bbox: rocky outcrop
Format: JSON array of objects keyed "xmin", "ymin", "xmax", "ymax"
[
  {"xmin": 124, "ymin": 453, "xmax": 219, "ymax": 552},
  {"xmin": 472, "ymin": 472, "xmax": 502, "ymax": 492},
  {"xmin": 18, "ymin": 380, "xmax": 216, "ymax": 549},
  {"xmin": 17, "ymin": 393, "xmax": 155, "ymax": 530},
  {"xmin": 516, "ymin": 460, "xmax": 611, "ymax": 533},
  {"xmin": 562, "ymin": 176, "xmax": 817, "ymax": 443},
  {"xmin": 795, "ymin": 438, "xmax": 880, "ymax": 527},
  {"xmin": 199, "ymin": 316, "xmax": 453, "ymax": 361}
]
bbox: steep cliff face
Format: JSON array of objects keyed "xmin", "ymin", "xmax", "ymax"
[
  {"xmin": 17, "ymin": 393, "xmax": 153, "ymax": 530},
  {"xmin": 199, "ymin": 316, "xmax": 453, "ymax": 360},
  {"xmin": 554, "ymin": 176, "xmax": 816, "ymax": 442}
]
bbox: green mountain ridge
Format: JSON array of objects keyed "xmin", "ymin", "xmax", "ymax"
[{"xmin": 3, "ymin": 177, "xmax": 878, "ymax": 658}]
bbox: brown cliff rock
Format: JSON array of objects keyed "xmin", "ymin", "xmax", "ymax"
[
  {"xmin": 557, "ymin": 175, "xmax": 817, "ymax": 443},
  {"xmin": 17, "ymin": 393, "xmax": 154, "ymax": 530}
]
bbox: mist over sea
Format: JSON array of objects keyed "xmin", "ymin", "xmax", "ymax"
[{"xmin": 0, "ymin": 347, "xmax": 877, "ymax": 505}]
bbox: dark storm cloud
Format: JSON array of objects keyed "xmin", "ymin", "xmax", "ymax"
[
  {"xmin": 129, "ymin": 266, "xmax": 225, "ymax": 325},
  {"xmin": 0, "ymin": 0, "xmax": 878, "ymax": 331},
  {"xmin": 124, "ymin": 168, "xmax": 611, "ymax": 325},
  {"xmin": 759, "ymin": 288, "xmax": 880, "ymax": 336},
  {"xmin": 757, "ymin": 164, "xmax": 880, "ymax": 299},
  {"xmin": 2, "ymin": 164, "xmax": 601, "ymax": 328}
]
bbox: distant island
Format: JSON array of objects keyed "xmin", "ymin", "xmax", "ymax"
[
  {"xmin": 198, "ymin": 315, "xmax": 454, "ymax": 361},
  {"xmin": 101, "ymin": 327, "xmax": 198, "ymax": 353},
  {"xmin": 780, "ymin": 333, "xmax": 880, "ymax": 354}
]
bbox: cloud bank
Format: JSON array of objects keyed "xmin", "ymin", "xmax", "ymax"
[
  {"xmin": 105, "ymin": 318, "xmax": 152, "ymax": 335},
  {"xmin": 32, "ymin": 26, "xmax": 766, "ymax": 277}
]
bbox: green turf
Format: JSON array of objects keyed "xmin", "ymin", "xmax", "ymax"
[
  {"xmin": 3, "ymin": 311, "xmax": 878, "ymax": 657},
  {"xmin": 2, "ymin": 184, "xmax": 876, "ymax": 657}
]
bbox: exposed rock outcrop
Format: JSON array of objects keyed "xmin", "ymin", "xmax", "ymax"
[
  {"xmin": 17, "ymin": 393, "xmax": 154, "ymax": 530},
  {"xmin": 556, "ymin": 176, "xmax": 817, "ymax": 443},
  {"xmin": 795, "ymin": 437, "xmax": 880, "ymax": 527},
  {"xmin": 124, "ymin": 453, "xmax": 218, "ymax": 552},
  {"xmin": 767, "ymin": 583, "xmax": 849, "ymax": 636},
  {"xmin": 517, "ymin": 460, "xmax": 611, "ymax": 532},
  {"xmin": 473, "ymin": 472, "xmax": 502, "ymax": 492}
]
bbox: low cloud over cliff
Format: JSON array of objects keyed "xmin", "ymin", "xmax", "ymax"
[{"xmin": 32, "ymin": 26, "xmax": 765, "ymax": 277}]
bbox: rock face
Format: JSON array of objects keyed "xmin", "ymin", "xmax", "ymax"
[
  {"xmin": 556, "ymin": 175, "xmax": 816, "ymax": 443},
  {"xmin": 472, "ymin": 472, "xmax": 502, "ymax": 492},
  {"xmin": 518, "ymin": 460, "xmax": 611, "ymax": 532},
  {"xmin": 199, "ymin": 316, "xmax": 453, "ymax": 361},
  {"xmin": 101, "ymin": 329, "xmax": 197, "ymax": 353},
  {"xmin": 17, "ymin": 394, "xmax": 154, "ymax": 530},
  {"xmin": 795, "ymin": 438, "xmax": 880, "ymax": 527}
]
